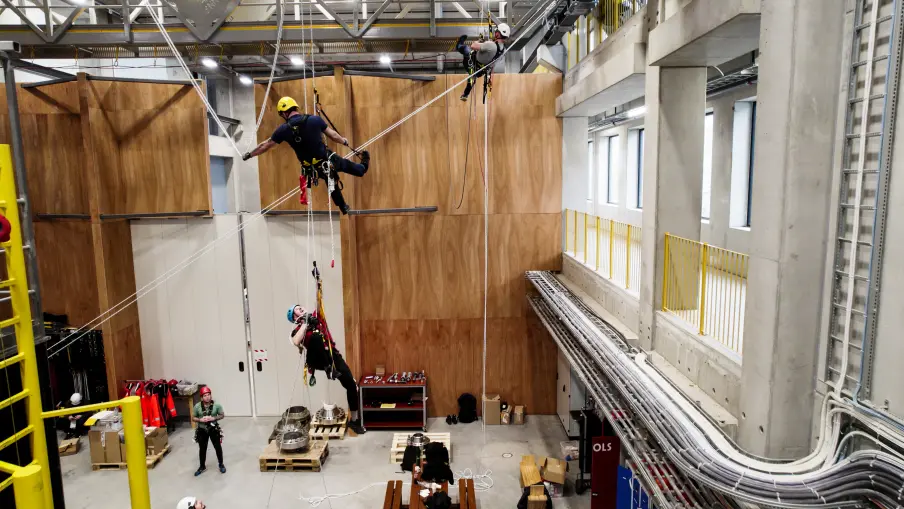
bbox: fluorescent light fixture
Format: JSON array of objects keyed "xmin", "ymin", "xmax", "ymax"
[
  {"xmin": 626, "ymin": 106, "xmax": 646, "ymax": 119},
  {"xmin": 201, "ymin": 57, "xmax": 218, "ymax": 69},
  {"xmin": 379, "ymin": 54, "xmax": 392, "ymax": 65},
  {"xmin": 239, "ymin": 75, "xmax": 253, "ymax": 86},
  {"xmin": 290, "ymin": 56, "xmax": 305, "ymax": 67}
]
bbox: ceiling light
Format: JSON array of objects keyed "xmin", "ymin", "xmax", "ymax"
[
  {"xmin": 379, "ymin": 55, "xmax": 391, "ymax": 65},
  {"xmin": 626, "ymin": 106, "xmax": 646, "ymax": 119},
  {"xmin": 201, "ymin": 57, "xmax": 218, "ymax": 69},
  {"xmin": 290, "ymin": 56, "xmax": 305, "ymax": 66},
  {"xmin": 239, "ymin": 75, "xmax": 253, "ymax": 86}
]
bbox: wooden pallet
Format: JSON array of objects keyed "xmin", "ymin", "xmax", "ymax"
[
  {"xmin": 91, "ymin": 445, "xmax": 171, "ymax": 471},
  {"xmin": 310, "ymin": 424, "xmax": 346, "ymax": 440},
  {"xmin": 389, "ymin": 432, "xmax": 451, "ymax": 464},
  {"xmin": 259, "ymin": 440, "xmax": 329, "ymax": 472}
]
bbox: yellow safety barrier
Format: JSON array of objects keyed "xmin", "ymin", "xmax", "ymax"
[
  {"xmin": 662, "ymin": 234, "xmax": 748, "ymax": 353},
  {"xmin": 0, "ymin": 144, "xmax": 150, "ymax": 509},
  {"xmin": 564, "ymin": 209, "xmax": 641, "ymax": 293}
]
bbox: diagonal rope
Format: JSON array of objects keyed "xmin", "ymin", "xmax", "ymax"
[{"xmin": 46, "ymin": 0, "xmax": 558, "ymax": 358}]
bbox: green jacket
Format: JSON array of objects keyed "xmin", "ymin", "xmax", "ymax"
[{"xmin": 192, "ymin": 401, "xmax": 224, "ymax": 431}]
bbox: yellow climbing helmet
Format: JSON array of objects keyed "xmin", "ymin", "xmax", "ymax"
[{"xmin": 277, "ymin": 96, "xmax": 299, "ymax": 113}]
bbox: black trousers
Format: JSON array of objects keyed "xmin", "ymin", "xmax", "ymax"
[
  {"xmin": 460, "ymin": 53, "xmax": 490, "ymax": 100},
  {"xmin": 305, "ymin": 152, "xmax": 368, "ymax": 211},
  {"xmin": 197, "ymin": 426, "xmax": 224, "ymax": 468},
  {"xmin": 324, "ymin": 353, "xmax": 360, "ymax": 412}
]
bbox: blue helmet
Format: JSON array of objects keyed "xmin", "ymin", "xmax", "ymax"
[{"xmin": 287, "ymin": 305, "xmax": 299, "ymax": 323}]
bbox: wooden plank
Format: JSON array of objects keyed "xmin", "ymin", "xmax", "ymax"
[
  {"xmin": 459, "ymin": 479, "xmax": 468, "ymax": 509},
  {"xmin": 91, "ymin": 444, "xmax": 170, "ymax": 470},
  {"xmin": 466, "ymin": 478, "xmax": 476, "ymax": 509},
  {"xmin": 383, "ymin": 482, "xmax": 395, "ymax": 509},
  {"xmin": 33, "ymin": 221, "xmax": 100, "ymax": 327},
  {"xmin": 391, "ymin": 480, "xmax": 403, "ymax": 509},
  {"xmin": 259, "ymin": 441, "xmax": 329, "ymax": 472}
]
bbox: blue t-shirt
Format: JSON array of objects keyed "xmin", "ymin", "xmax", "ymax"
[{"xmin": 271, "ymin": 114, "xmax": 329, "ymax": 163}]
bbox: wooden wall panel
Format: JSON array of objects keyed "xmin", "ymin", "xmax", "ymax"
[
  {"xmin": 0, "ymin": 82, "xmax": 89, "ymax": 215},
  {"xmin": 33, "ymin": 221, "xmax": 100, "ymax": 326},
  {"xmin": 351, "ymin": 74, "xmax": 563, "ymax": 417},
  {"xmin": 255, "ymin": 77, "xmax": 349, "ymax": 211},
  {"xmin": 86, "ymin": 80, "xmax": 210, "ymax": 215}
]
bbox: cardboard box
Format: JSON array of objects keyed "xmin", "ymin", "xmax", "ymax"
[
  {"xmin": 519, "ymin": 455, "xmax": 542, "ymax": 488},
  {"xmin": 501, "ymin": 407, "xmax": 512, "ymax": 425},
  {"xmin": 540, "ymin": 457, "xmax": 567, "ymax": 485},
  {"xmin": 483, "ymin": 394, "xmax": 501, "ymax": 425},
  {"xmin": 145, "ymin": 427, "xmax": 169, "ymax": 456},
  {"xmin": 58, "ymin": 438, "xmax": 80, "ymax": 456},
  {"xmin": 513, "ymin": 406, "xmax": 525, "ymax": 425},
  {"xmin": 104, "ymin": 431, "xmax": 122, "ymax": 463},
  {"xmin": 375, "ymin": 365, "xmax": 386, "ymax": 377},
  {"xmin": 88, "ymin": 431, "xmax": 106, "ymax": 464}
]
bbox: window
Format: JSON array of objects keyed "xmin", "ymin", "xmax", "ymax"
[
  {"xmin": 606, "ymin": 135, "xmax": 620, "ymax": 204},
  {"xmin": 702, "ymin": 112, "xmax": 714, "ymax": 220},
  {"xmin": 209, "ymin": 156, "xmax": 235, "ymax": 214},
  {"xmin": 627, "ymin": 129, "xmax": 644, "ymax": 209},
  {"xmin": 638, "ymin": 129, "xmax": 644, "ymax": 208},
  {"xmin": 746, "ymin": 102, "xmax": 756, "ymax": 226},
  {"xmin": 729, "ymin": 99, "xmax": 757, "ymax": 228},
  {"xmin": 587, "ymin": 140, "xmax": 595, "ymax": 206}
]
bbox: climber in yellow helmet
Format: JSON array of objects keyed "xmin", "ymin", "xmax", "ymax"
[{"xmin": 243, "ymin": 96, "xmax": 370, "ymax": 214}]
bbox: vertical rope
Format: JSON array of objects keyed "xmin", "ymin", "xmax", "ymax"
[{"xmin": 481, "ymin": 91, "xmax": 489, "ymax": 442}]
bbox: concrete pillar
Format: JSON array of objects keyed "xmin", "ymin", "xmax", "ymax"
[
  {"xmin": 638, "ymin": 66, "xmax": 706, "ymax": 350},
  {"xmin": 738, "ymin": 0, "xmax": 844, "ymax": 458},
  {"xmin": 563, "ymin": 116, "xmax": 590, "ymax": 213},
  {"xmin": 706, "ymin": 94, "xmax": 737, "ymax": 247},
  {"xmin": 230, "ymin": 78, "xmax": 264, "ymax": 213}
]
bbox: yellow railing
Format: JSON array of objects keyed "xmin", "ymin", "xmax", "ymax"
[
  {"xmin": 662, "ymin": 234, "xmax": 749, "ymax": 354},
  {"xmin": 564, "ymin": 209, "xmax": 641, "ymax": 293},
  {"xmin": 0, "ymin": 145, "xmax": 151, "ymax": 509}
]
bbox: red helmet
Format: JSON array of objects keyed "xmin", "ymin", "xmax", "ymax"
[{"xmin": 199, "ymin": 386, "xmax": 211, "ymax": 396}]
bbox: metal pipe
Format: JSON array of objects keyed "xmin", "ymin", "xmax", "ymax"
[
  {"xmin": 20, "ymin": 76, "xmax": 78, "ymax": 89},
  {"xmin": 343, "ymin": 69, "xmax": 436, "ymax": 81},
  {"xmin": 98, "ymin": 210, "xmax": 209, "ymax": 219},
  {"xmin": 348, "ymin": 205, "xmax": 438, "ymax": 215},
  {"xmin": 35, "ymin": 213, "xmax": 91, "ymax": 220},
  {"xmin": 2, "ymin": 56, "xmax": 45, "ymax": 344}
]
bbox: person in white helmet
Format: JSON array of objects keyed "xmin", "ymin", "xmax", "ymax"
[
  {"xmin": 455, "ymin": 23, "xmax": 511, "ymax": 102},
  {"xmin": 56, "ymin": 393, "xmax": 86, "ymax": 439},
  {"xmin": 176, "ymin": 496, "xmax": 206, "ymax": 509}
]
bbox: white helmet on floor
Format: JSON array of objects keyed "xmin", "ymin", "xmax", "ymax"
[
  {"xmin": 70, "ymin": 393, "xmax": 81, "ymax": 406},
  {"xmin": 496, "ymin": 23, "xmax": 511, "ymax": 38},
  {"xmin": 176, "ymin": 497, "xmax": 197, "ymax": 509}
]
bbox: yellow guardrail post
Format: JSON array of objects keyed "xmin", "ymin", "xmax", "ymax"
[
  {"xmin": 608, "ymin": 219, "xmax": 614, "ymax": 279},
  {"xmin": 699, "ymin": 243, "xmax": 708, "ymax": 335},
  {"xmin": 0, "ymin": 144, "xmax": 52, "ymax": 509},
  {"xmin": 595, "ymin": 217, "xmax": 601, "ymax": 270},
  {"xmin": 625, "ymin": 226, "xmax": 632, "ymax": 289},
  {"xmin": 662, "ymin": 234, "xmax": 670, "ymax": 311},
  {"xmin": 121, "ymin": 396, "xmax": 151, "ymax": 509},
  {"xmin": 583, "ymin": 212, "xmax": 588, "ymax": 264},
  {"xmin": 13, "ymin": 464, "xmax": 45, "ymax": 509}
]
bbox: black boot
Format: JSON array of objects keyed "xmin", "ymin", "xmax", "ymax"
[
  {"xmin": 331, "ymin": 189, "xmax": 351, "ymax": 215},
  {"xmin": 455, "ymin": 34, "xmax": 468, "ymax": 54},
  {"xmin": 360, "ymin": 150, "xmax": 370, "ymax": 171}
]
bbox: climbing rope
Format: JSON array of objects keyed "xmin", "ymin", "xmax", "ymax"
[{"xmin": 46, "ymin": 0, "xmax": 559, "ymax": 358}]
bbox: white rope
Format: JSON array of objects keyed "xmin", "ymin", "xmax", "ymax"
[
  {"xmin": 301, "ymin": 482, "xmax": 399, "ymax": 507},
  {"xmin": 481, "ymin": 77, "xmax": 489, "ymax": 443},
  {"xmin": 47, "ymin": 0, "xmax": 558, "ymax": 358},
  {"xmin": 456, "ymin": 468, "xmax": 494, "ymax": 491},
  {"xmin": 244, "ymin": 0, "xmax": 285, "ymax": 152},
  {"xmin": 327, "ymin": 160, "xmax": 337, "ymax": 267}
]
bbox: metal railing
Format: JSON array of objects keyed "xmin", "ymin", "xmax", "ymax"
[
  {"xmin": 564, "ymin": 209, "xmax": 641, "ymax": 294},
  {"xmin": 599, "ymin": 0, "xmax": 647, "ymax": 35},
  {"xmin": 662, "ymin": 234, "xmax": 749, "ymax": 354},
  {"xmin": 0, "ymin": 145, "xmax": 151, "ymax": 509}
]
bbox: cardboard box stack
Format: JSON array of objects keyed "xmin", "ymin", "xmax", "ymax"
[
  {"xmin": 513, "ymin": 405, "xmax": 525, "ymax": 425},
  {"xmin": 519, "ymin": 454, "xmax": 567, "ymax": 498},
  {"xmin": 483, "ymin": 394, "xmax": 501, "ymax": 425},
  {"xmin": 87, "ymin": 410, "xmax": 169, "ymax": 466}
]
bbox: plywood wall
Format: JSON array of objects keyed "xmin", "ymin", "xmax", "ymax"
[{"xmin": 258, "ymin": 73, "xmax": 563, "ymax": 417}]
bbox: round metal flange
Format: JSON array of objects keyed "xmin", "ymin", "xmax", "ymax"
[
  {"xmin": 315, "ymin": 404, "xmax": 347, "ymax": 425},
  {"xmin": 278, "ymin": 430, "xmax": 310, "ymax": 452}
]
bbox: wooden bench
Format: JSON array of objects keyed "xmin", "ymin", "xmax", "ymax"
[{"xmin": 381, "ymin": 478, "xmax": 476, "ymax": 509}]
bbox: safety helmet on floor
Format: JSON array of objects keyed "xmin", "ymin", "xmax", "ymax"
[
  {"xmin": 496, "ymin": 23, "xmax": 511, "ymax": 38},
  {"xmin": 199, "ymin": 386, "xmax": 211, "ymax": 396},
  {"xmin": 176, "ymin": 497, "xmax": 197, "ymax": 509},
  {"xmin": 70, "ymin": 393, "xmax": 82, "ymax": 406},
  {"xmin": 277, "ymin": 96, "xmax": 299, "ymax": 113}
]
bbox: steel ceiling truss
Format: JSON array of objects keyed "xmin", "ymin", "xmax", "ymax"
[{"xmin": 0, "ymin": 0, "xmax": 545, "ymax": 55}]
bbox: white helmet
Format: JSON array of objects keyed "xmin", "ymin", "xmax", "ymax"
[
  {"xmin": 70, "ymin": 393, "xmax": 82, "ymax": 406},
  {"xmin": 496, "ymin": 23, "xmax": 511, "ymax": 38},
  {"xmin": 176, "ymin": 497, "xmax": 197, "ymax": 509}
]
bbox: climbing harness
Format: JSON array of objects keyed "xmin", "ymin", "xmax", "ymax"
[{"xmin": 301, "ymin": 261, "xmax": 337, "ymax": 387}]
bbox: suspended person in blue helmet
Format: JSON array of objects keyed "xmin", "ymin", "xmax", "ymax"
[
  {"xmin": 242, "ymin": 97, "xmax": 370, "ymax": 214},
  {"xmin": 287, "ymin": 304, "xmax": 366, "ymax": 435},
  {"xmin": 455, "ymin": 23, "xmax": 511, "ymax": 102}
]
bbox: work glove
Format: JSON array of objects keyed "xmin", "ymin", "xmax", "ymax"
[{"xmin": 242, "ymin": 152, "xmax": 252, "ymax": 161}]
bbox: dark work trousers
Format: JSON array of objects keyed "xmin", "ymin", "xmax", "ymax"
[
  {"xmin": 460, "ymin": 52, "xmax": 490, "ymax": 100},
  {"xmin": 197, "ymin": 426, "xmax": 224, "ymax": 468},
  {"xmin": 325, "ymin": 353, "xmax": 360, "ymax": 412},
  {"xmin": 306, "ymin": 153, "xmax": 368, "ymax": 212}
]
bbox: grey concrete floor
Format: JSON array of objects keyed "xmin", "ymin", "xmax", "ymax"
[{"xmin": 60, "ymin": 416, "xmax": 591, "ymax": 509}]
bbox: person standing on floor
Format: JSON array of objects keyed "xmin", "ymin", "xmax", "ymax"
[
  {"xmin": 191, "ymin": 386, "xmax": 226, "ymax": 476},
  {"xmin": 177, "ymin": 497, "xmax": 206, "ymax": 509}
]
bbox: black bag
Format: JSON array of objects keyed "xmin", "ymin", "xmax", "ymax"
[
  {"xmin": 424, "ymin": 491, "xmax": 452, "ymax": 509},
  {"xmin": 422, "ymin": 442, "xmax": 454, "ymax": 484},
  {"xmin": 457, "ymin": 393, "xmax": 477, "ymax": 424},
  {"xmin": 401, "ymin": 445, "xmax": 420, "ymax": 472}
]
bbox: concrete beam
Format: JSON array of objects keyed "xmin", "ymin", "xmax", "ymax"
[
  {"xmin": 557, "ymin": 43, "xmax": 646, "ymax": 117},
  {"xmin": 648, "ymin": 0, "xmax": 761, "ymax": 67}
]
